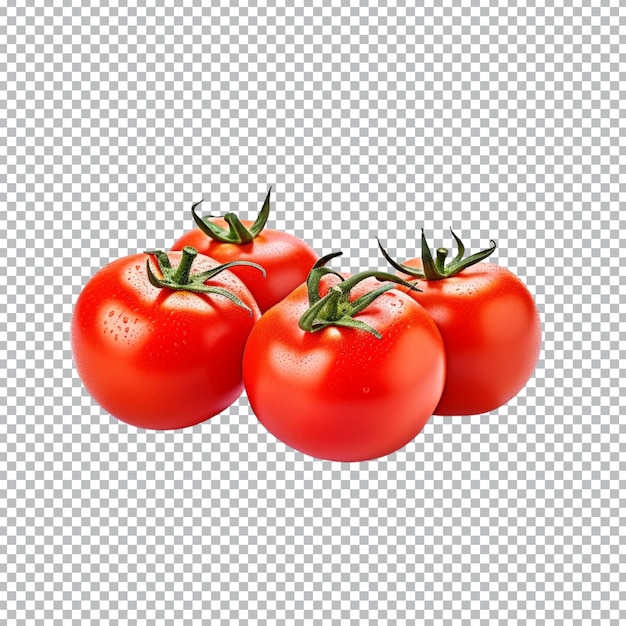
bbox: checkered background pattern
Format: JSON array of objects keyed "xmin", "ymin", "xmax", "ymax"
[{"xmin": 1, "ymin": 0, "xmax": 624, "ymax": 624}]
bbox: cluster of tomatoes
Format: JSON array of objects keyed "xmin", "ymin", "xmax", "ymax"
[{"xmin": 71, "ymin": 188, "xmax": 542, "ymax": 462}]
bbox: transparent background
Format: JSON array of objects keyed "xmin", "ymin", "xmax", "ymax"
[{"xmin": 1, "ymin": 1, "xmax": 624, "ymax": 624}]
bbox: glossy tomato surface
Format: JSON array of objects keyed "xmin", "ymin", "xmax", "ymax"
[
  {"xmin": 242, "ymin": 276, "xmax": 446, "ymax": 462},
  {"xmin": 71, "ymin": 251, "xmax": 260, "ymax": 430},
  {"xmin": 172, "ymin": 219, "xmax": 318, "ymax": 313},
  {"xmin": 399, "ymin": 259, "xmax": 541, "ymax": 416}
]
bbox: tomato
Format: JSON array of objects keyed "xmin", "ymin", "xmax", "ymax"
[
  {"xmin": 171, "ymin": 188, "xmax": 318, "ymax": 312},
  {"xmin": 71, "ymin": 246, "xmax": 262, "ymax": 430},
  {"xmin": 379, "ymin": 231, "xmax": 542, "ymax": 416},
  {"xmin": 242, "ymin": 253, "xmax": 446, "ymax": 462}
]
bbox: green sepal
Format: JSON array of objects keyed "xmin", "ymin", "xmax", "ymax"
[
  {"xmin": 298, "ymin": 252, "xmax": 419, "ymax": 339},
  {"xmin": 306, "ymin": 251, "xmax": 345, "ymax": 304},
  {"xmin": 191, "ymin": 187, "xmax": 272, "ymax": 245},
  {"xmin": 144, "ymin": 246, "xmax": 265, "ymax": 315},
  {"xmin": 377, "ymin": 230, "xmax": 496, "ymax": 281}
]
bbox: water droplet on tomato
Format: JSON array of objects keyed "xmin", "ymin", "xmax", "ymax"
[
  {"xmin": 363, "ymin": 387, "xmax": 370, "ymax": 394},
  {"xmin": 108, "ymin": 310, "xmax": 115, "ymax": 317}
]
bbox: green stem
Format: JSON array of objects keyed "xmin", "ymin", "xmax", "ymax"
[
  {"xmin": 435, "ymin": 247, "xmax": 448, "ymax": 274},
  {"xmin": 145, "ymin": 246, "xmax": 266, "ymax": 314},
  {"xmin": 377, "ymin": 230, "xmax": 497, "ymax": 280},
  {"xmin": 321, "ymin": 286, "xmax": 343, "ymax": 321},
  {"xmin": 298, "ymin": 252, "xmax": 418, "ymax": 338},
  {"xmin": 191, "ymin": 187, "xmax": 272, "ymax": 244},
  {"xmin": 172, "ymin": 246, "xmax": 198, "ymax": 285},
  {"xmin": 223, "ymin": 213, "xmax": 255, "ymax": 244}
]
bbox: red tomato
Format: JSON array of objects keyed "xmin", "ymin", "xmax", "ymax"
[
  {"xmin": 71, "ymin": 247, "xmax": 261, "ymax": 430},
  {"xmin": 379, "ymin": 232, "xmax": 541, "ymax": 416},
  {"xmin": 242, "ymin": 253, "xmax": 446, "ymax": 462},
  {"xmin": 171, "ymin": 188, "xmax": 318, "ymax": 312}
]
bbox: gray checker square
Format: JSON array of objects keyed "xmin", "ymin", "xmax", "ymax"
[{"xmin": 1, "ymin": 0, "xmax": 625, "ymax": 624}]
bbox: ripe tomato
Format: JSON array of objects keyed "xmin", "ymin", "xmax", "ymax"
[
  {"xmin": 242, "ymin": 253, "xmax": 446, "ymax": 462},
  {"xmin": 71, "ymin": 246, "xmax": 262, "ymax": 430},
  {"xmin": 171, "ymin": 188, "xmax": 318, "ymax": 312},
  {"xmin": 379, "ymin": 231, "xmax": 542, "ymax": 416}
]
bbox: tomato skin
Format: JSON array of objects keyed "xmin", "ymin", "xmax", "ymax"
[
  {"xmin": 71, "ymin": 251, "xmax": 260, "ymax": 430},
  {"xmin": 171, "ymin": 219, "xmax": 318, "ymax": 313},
  {"xmin": 242, "ymin": 276, "xmax": 446, "ymax": 462},
  {"xmin": 398, "ymin": 259, "xmax": 541, "ymax": 416}
]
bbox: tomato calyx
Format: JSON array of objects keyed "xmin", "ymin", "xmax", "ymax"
[
  {"xmin": 145, "ymin": 246, "xmax": 266, "ymax": 314},
  {"xmin": 377, "ymin": 230, "xmax": 496, "ymax": 281},
  {"xmin": 190, "ymin": 187, "xmax": 272, "ymax": 245},
  {"xmin": 298, "ymin": 252, "xmax": 419, "ymax": 339}
]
